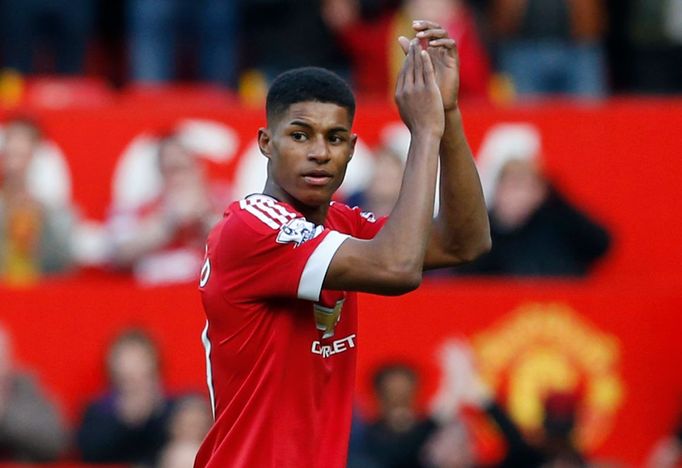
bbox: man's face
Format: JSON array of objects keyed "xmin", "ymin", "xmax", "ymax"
[{"xmin": 260, "ymin": 101, "xmax": 356, "ymax": 208}]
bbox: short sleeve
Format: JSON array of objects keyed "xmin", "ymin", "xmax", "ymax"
[
  {"xmin": 211, "ymin": 197, "xmax": 349, "ymax": 302},
  {"xmin": 332, "ymin": 203, "xmax": 387, "ymax": 240}
]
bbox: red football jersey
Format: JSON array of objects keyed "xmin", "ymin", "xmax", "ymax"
[{"xmin": 196, "ymin": 194, "xmax": 385, "ymax": 468}]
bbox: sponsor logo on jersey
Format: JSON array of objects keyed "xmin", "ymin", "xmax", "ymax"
[
  {"xmin": 360, "ymin": 211, "xmax": 377, "ymax": 222},
  {"xmin": 277, "ymin": 218, "xmax": 323, "ymax": 247},
  {"xmin": 311, "ymin": 333, "xmax": 356, "ymax": 358}
]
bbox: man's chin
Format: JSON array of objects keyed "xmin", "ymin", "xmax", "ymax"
[{"xmin": 295, "ymin": 190, "xmax": 333, "ymax": 209}]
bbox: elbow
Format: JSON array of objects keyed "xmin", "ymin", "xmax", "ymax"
[
  {"xmin": 454, "ymin": 233, "xmax": 492, "ymax": 264},
  {"xmin": 469, "ymin": 234, "xmax": 493, "ymax": 261},
  {"xmin": 400, "ymin": 271, "xmax": 423, "ymax": 293},
  {"xmin": 384, "ymin": 263, "xmax": 423, "ymax": 295}
]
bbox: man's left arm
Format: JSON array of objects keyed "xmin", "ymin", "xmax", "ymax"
[
  {"xmin": 425, "ymin": 108, "xmax": 490, "ymax": 268},
  {"xmin": 401, "ymin": 20, "xmax": 490, "ymax": 269}
]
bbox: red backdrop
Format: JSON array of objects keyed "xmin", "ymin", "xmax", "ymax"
[{"xmin": 1, "ymin": 98, "xmax": 681, "ymax": 465}]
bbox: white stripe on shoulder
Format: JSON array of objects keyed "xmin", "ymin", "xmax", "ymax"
[
  {"xmin": 239, "ymin": 199, "xmax": 280, "ymax": 229},
  {"xmin": 298, "ymin": 231, "xmax": 350, "ymax": 301},
  {"xmin": 264, "ymin": 199, "xmax": 297, "ymax": 220},
  {"xmin": 254, "ymin": 200, "xmax": 291, "ymax": 225}
]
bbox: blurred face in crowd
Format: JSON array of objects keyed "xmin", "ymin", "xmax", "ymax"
[
  {"xmin": 376, "ymin": 368, "xmax": 418, "ymax": 432},
  {"xmin": 157, "ymin": 138, "xmax": 204, "ymax": 192},
  {"xmin": 492, "ymin": 158, "xmax": 548, "ymax": 230},
  {"xmin": 0, "ymin": 326, "xmax": 13, "ymax": 383},
  {"xmin": 2, "ymin": 122, "xmax": 41, "ymax": 179},
  {"xmin": 405, "ymin": 0, "xmax": 461, "ymax": 23},
  {"xmin": 366, "ymin": 149, "xmax": 403, "ymax": 217},
  {"xmin": 108, "ymin": 337, "xmax": 160, "ymax": 395}
]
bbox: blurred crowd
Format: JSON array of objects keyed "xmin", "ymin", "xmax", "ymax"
[
  {"xmin": 0, "ymin": 0, "xmax": 680, "ymax": 98},
  {"xmin": 0, "ymin": 322, "xmax": 212, "ymax": 466},
  {"xmin": 0, "ymin": 113, "xmax": 613, "ymax": 285},
  {"xmin": 2, "ymin": 321, "xmax": 680, "ymax": 467},
  {"xmin": 346, "ymin": 341, "xmax": 682, "ymax": 468}
]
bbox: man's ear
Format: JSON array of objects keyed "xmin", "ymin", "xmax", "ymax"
[
  {"xmin": 257, "ymin": 128, "xmax": 272, "ymax": 158},
  {"xmin": 349, "ymin": 134, "xmax": 358, "ymax": 161}
]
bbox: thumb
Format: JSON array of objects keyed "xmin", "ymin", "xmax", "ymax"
[{"xmin": 398, "ymin": 36, "xmax": 410, "ymax": 55}]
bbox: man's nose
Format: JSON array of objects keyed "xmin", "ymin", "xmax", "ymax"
[{"xmin": 307, "ymin": 137, "xmax": 330, "ymax": 163}]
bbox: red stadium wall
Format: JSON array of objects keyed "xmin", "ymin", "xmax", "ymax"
[{"xmin": 1, "ymin": 98, "xmax": 681, "ymax": 465}]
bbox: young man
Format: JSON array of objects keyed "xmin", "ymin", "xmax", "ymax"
[{"xmin": 196, "ymin": 21, "xmax": 490, "ymax": 468}]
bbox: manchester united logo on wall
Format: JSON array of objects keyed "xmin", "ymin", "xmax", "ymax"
[{"xmin": 473, "ymin": 303, "xmax": 624, "ymax": 452}]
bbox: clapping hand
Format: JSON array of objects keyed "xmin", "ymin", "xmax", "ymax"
[{"xmin": 399, "ymin": 20, "xmax": 460, "ymax": 112}]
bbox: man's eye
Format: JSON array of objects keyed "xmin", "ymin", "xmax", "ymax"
[
  {"xmin": 329, "ymin": 135, "xmax": 344, "ymax": 144},
  {"xmin": 292, "ymin": 132, "xmax": 307, "ymax": 141}
]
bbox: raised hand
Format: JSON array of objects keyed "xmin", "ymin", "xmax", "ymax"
[
  {"xmin": 399, "ymin": 20, "xmax": 460, "ymax": 111},
  {"xmin": 395, "ymin": 39, "xmax": 445, "ymax": 137}
]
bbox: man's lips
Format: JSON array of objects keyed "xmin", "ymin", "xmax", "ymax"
[{"xmin": 302, "ymin": 171, "xmax": 333, "ymax": 186}]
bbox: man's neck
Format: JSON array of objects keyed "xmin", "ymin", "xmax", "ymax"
[{"xmin": 262, "ymin": 184, "xmax": 329, "ymax": 226}]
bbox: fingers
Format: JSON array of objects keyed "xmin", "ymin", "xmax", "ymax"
[
  {"xmin": 426, "ymin": 38, "xmax": 456, "ymax": 49},
  {"xmin": 396, "ymin": 45, "xmax": 408, "ymax": 91},
  {"xmin": 420, "ymin": 49, "xmax": 436, "ymax": 86},
  {"xmin": 412, "ymin": 19, "xmax": 442, "ymax": 31},
  {"xmin": 413, "ymin": 40, "xmax": 424, "ymax": 86},
  {"xmin": 416, "ymin": 28, "xmax": 447, "ymax": 40},
  {"xmin": 407, "ymin": 40, "xmax": 417, "ymax": 86},
  {"xmin": 398, "ymin": 40, "xmax": 416, "ymax": 90},
  {"xmin": 398, "ymin": 35, "xmax": 410, "ymax": 55}
]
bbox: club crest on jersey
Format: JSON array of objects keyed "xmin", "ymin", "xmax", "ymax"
[
  {"xmin": 314, "ymin": 298, "xmax": 345, "ymax": 339},
  {"xmin": 276, "ymin": 218, "xmax": 322, "ymax": 247}
]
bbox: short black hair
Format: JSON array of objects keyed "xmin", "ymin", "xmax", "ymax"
[
  {"xmin": 266, "ymin": 67, "xmax": 355, "ymax": 125},
  {"xmin": 372, "ymin": 363, "xmax": 417, "ymax": 395}
]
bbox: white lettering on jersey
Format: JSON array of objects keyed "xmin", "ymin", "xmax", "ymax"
[
  {"xmin": 199, "ymin": 258, "xmax": 211, "ymax": 287},
  {"xmin": 277, "ymin": 218, "xmax": 323, "ymax": 247},
  {"xmin": 311, "ymin": 334, "xmax": 357, "ymax": 358}
]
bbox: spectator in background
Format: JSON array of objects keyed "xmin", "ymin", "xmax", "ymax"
[
  {"xmin": 107, "ymin": 134, "xmax": 221, "ymax": 285},
  {"xmin": 77, "ymin": 328, "xmax": 174, "ymax": 466},
  {"xmin": 0, "ymin": 323, "xmax": 68, "ymax": 461},
  {"xmin": 489, "ymin": 0, "xmax": 608, "ymax": 98},
  {"xmin": 627, "ymin": 0, "xmax": 682, "ymax": 93},
  {"xmin": 346, "ymin": 123, "xmax": 407, "ymax": 217},
  {"xmin": 646, "ymin": 413, "xmax": 682, "ymax": 468},
  {"xmin": 433, "ymin": 339, "xmax": 587, "ymax": 467},
  {"xmin": 0, "ymin": 117, "xmax": 74, "ymax": 284},
  {"xmin": 126, "ymin": 0, "xmax": 239, "ymax": 87},
  {"xmin": 157, "ymin": 394, "xmax": 212, "ymax": 468},
  {"xmin": 0, "ymin": 0, "xmax": 95, "ymax": 75},
  {"xmin": 360, "ymin": 363, "xmax": 437, "ymax": 468},
  {"xmin": 242, "ymin": 0, "xmax": 350, "ymax": 83},
  {"xmin": 324, "ymin": 0, "xmax": 491, "ymax": 99},
  {"xmin": 456, "ymin": 123, "xmax": 611, "ymax": 277}
]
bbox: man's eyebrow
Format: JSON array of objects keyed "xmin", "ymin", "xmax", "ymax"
[
  {"xmin": 288, "ymin": 120, "xmax": 314, "ymax": 129},
  {"xmin": 288, "ymin": 120, "xmax": 350, "ymax": 133}
]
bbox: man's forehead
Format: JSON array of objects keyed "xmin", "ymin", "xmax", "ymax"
[{"xmin": 277, "ymin": 101, "xmax": 352, "ymax": 129}]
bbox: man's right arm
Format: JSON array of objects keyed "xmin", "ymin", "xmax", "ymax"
[{"xmin": 324, "ymin": 41, "xmax": 444, "ymax": 295}]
